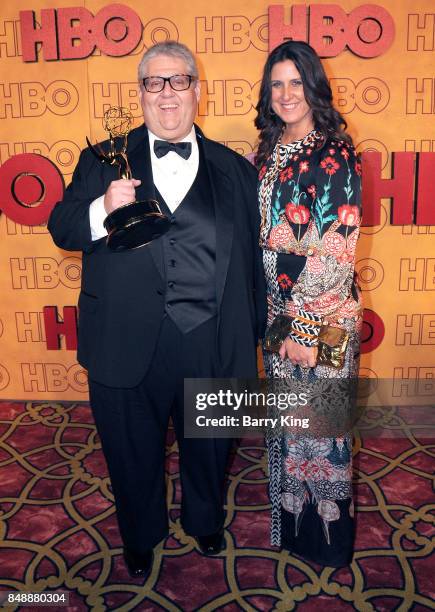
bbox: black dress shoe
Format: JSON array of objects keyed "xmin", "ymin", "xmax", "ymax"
[
  {"xmin": 123, "ymin": 548, "xmax": 153, "ymax": 578},
  {"xmin": 195, "ymin": 530, "xmax": 225, "ymax": 555}
]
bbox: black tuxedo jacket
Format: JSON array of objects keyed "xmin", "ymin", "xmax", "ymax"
[{"xmin": 48, "ymin": 124, "xmax": 266, "ymax": 387}]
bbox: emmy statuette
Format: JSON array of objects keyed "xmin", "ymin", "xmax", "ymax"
[{"xmin": 87, "ymin": 107, "xmax": 170, "ymax": 251}]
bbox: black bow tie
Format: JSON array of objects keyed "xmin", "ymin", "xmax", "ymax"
[{"xmin": 154, "ymin": 140, "xmax": 192, "ymax": 160}]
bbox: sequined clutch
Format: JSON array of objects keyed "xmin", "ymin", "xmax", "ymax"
[{"xmin": 316, "ymin": 324, "xmax": 349, "ymax": 370}]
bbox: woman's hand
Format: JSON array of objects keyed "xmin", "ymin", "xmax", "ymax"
[{"xmin": 279, "ymin": 338, "xmax": 318, "ymax": 368}]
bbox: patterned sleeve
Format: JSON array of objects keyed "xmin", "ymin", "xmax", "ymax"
[{"xmin": 288, "ymin": 140, "xmax": 362, "ymax": 347}]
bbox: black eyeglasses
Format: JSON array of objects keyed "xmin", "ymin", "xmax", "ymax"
[{"xmin": 142, "ymin": 74, "xmax": 195, "ymax": 93}]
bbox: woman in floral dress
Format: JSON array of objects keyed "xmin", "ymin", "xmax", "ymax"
[{"xmin": 255, "ymin": 41, "xmax": 362, "ymax": 567}]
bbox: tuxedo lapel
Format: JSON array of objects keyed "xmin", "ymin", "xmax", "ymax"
[
  {"xmin": 127, "ymin": 125, "xmax": 155, "ymax": 201},
  {"xmin": 197, "ymin": 129, "xmax": 234, "ymax": 310},
  {"xmin": 126, "ymin": 126, "xmax": 165, "ymax": 280}
]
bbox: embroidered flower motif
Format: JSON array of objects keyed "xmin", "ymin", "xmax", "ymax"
[
  {"xmin": 346, "ymin": 229, "xmax": 359, "ymax": 252},
  {"xmin": 285, "ymin": 202, "xmax": 310, "ymax": 224},
  {"xmin": 299, "ymin": 160, "xmax": 309, "ymax": 174},
  {"xmin": 337, "ymin": 251, "xmax": 354, "ymax": 264},
  {"xmin": 340, "ymin": 147, "xmax": 350, "ymax": 160},
  {"xmin": 354, "ymin": 160, "xmax": 362, "ymax": 176},
  {"xmin": 329, "ymin": 148, "xmax": 336, "ymax": 155},
  {"xmin": 285, "ymin": 457, "xmax": 309, "ymax": 480},
  {"xmin": 277, "ymin": 273, "xmax": 293, "ymax": 290},
  {"xmin": 321, "ymin": 156, "xmax": 340, "ymax": 176},
  {"xmin": 338, "ymin": 204, "xmax": 360, "ymax": 226},
  {"xmin": 308, "ymin": 457, "xmax": 334, "ymax": 481},
  {"xmin": 317, "ymin": 499, "xmax": 340, "ymax": 521},
  {"xmin": 268, "ymin": 221, "xmax": 293, "ymax": 249},
  {"xmin": 306, "ymin": 254, "xmax": 326, "ymax": 274},
  {"xmin": 258, "ymin": 165, "xmax": 267, "ymax": 180},
  {"xmin": 282, "ymin": 492, "xmax": 304, "ymax": 514},
  {"xmin": 323, "ymin": 231, "xmax": 346, "ymax": 256},
  {"xmin": 287, "ymin": 437, "xmax": 331, "ymax": 458},
  {"xmin": 279, "ymin": 167, "xmax": 293, "ymax": 182},
  {"xmin": 310, "ymin": 292, "xmax": 341, "ymax": 315},
  {"xmin": 307, "ymin": 185, "xmax": 316, "ymax": 198}
]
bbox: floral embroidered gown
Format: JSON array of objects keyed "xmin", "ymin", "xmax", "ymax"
[{"xmin": 258, "ymin": 130, "xmax": 362, "ymax": 567}]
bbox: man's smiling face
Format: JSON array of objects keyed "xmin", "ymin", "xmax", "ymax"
[{"xmin": 139, "ymin": 54, "xmax": 200, "ymax": 142}]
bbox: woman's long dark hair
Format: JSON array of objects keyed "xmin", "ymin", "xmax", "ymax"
[{"xmin": 254, "ymin": 40, "xmax": 351, "ymax": 168}]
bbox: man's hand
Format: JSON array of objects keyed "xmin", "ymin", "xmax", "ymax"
[
  {"xmin": 104, "ymin": 179, "xmax": 142, "ymax": 214},
  {"xmin": 279, "ymin": 338, "xmax": 318, "ymax": 368}
]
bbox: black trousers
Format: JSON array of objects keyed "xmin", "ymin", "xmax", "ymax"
[{"xmin": 88, "ymin": 315, "xmax": 232, "ymax": 553}]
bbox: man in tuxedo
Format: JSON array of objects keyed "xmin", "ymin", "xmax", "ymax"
[{"xmin": 48, "ymin": 41, "xmax": 266, "ymax": 578}]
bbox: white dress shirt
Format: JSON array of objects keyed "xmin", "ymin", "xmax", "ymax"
[{"xmin": 89, "ymin": 126, "xmax": 199, "ymax": 240}]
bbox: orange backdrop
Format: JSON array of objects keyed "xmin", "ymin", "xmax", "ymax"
[{"xmin": 0, "ymin": 0, "xmax": 434, "ymax": 400}]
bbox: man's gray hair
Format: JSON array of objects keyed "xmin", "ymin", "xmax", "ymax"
[{"xmin": 138, "ymin": 41, "xmax": 199, "ymax": 83}]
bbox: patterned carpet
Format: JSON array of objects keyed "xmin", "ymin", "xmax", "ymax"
[{"xmin": 0, "ymin": 401, "xmax": 433, "ymax": 611}]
